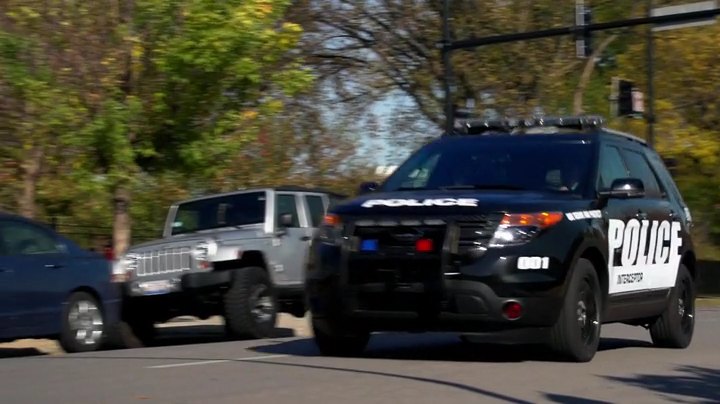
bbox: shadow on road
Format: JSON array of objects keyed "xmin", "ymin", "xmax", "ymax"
[
  {"xmin": 249, "ymin": 334, "xmax": 654, "ymax": 363},
  {"xmin": 0, "ymin": 347, "xmax": 47, "ymax": 359},
  {"xmin": 602, "ymin": 365, "xmax": 720, "ymax": 403},
  {"xmin": 542, "ymin": 393, "xmax": 612, "ymax": 403},
  {"xmin": 143, "ymin": 324, "xmax": 296, "ymax": 348}
]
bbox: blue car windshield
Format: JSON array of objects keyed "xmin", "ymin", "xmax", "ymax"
[
  {"xmin": 381, "ymin": 137, "xmax": 595, "ymax": 196},
  {"xmin": 171, "ymin": 191, "xmax": 267, "ymax": 235}
]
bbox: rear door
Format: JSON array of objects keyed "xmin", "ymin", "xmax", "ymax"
[
  {"xmin": 620, "ymin": 146, "xmax": 682, "ymax": 292},
  {"xmin": 273, "ymin": 193, "xmax": 308, "ymax": 286}
]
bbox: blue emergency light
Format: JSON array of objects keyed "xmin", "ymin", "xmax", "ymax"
[{"xmin": 360, "ymin": 239, "xmax": 379, "ymax": 252}]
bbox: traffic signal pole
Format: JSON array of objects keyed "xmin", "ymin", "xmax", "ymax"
[
  {"xmin": 441, "ymin": 4, "xmax": 720, "ymax": 139},
  {"xmin": 646, "ymin": 0, "xmax": 656, "ymax": 147}
]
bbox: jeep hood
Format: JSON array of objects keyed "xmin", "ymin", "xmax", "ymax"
[
  {"xmin": 126, "ymin": 224, "xmax": 267, "ymax": 253},
  {"xmin": 333, "ymin": 189, "xmax": 593, "ymax": 217}
]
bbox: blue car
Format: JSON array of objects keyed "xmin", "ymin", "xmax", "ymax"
[{"xmin": 0, "ymin": 212, "xmax": 122, "ymax": 352}]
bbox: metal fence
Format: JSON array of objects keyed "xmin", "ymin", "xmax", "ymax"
[{"xmin": 45, "ymin": 216, "xmax": 160, "ymax": 252}]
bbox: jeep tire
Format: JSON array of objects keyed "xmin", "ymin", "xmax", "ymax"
[
  {"xmin": 549, "ymin": 258, "xmax": 602, "ymax": 362},
  {"xmin": 224, "ymin": 267, "xmax": 277, "ymax": 339},
  {"xmin": 312, "ymin": 317, "xmax": 370, "ymax": 357},
  {"xmin": 649, "ymin": 264, "xmax": 694, "ymax": 348}
]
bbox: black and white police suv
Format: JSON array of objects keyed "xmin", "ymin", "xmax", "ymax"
[{"xmin": 305, "ymin": 116, "xmax": 697, "ymax": 362}]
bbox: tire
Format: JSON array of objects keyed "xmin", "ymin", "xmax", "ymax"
[
  {"xmin": 649, "ymin": 264, "xmax": 695, "ymax": 348},
  {"xmin": 549, "ymin": 258, "xmax": 602, "ymax": 362},
  {"xmin": 312, "ymin": 317, "xmax": 370, "ymax": 357},
  {"xmin": 223, "ymin": 267, "xmax": 278, "ymax": 339},
  {"xmin": 59, "ymin": 292, "xmax": 106, "ymax": 353}
]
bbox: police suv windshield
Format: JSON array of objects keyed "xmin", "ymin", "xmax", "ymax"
[
  {"xmin": 381, "ymin": 136, "xmax": 594, "ymax": 196},
  {"xmin": 171, "ymin": 191, "xmax": 267, "ymax": 235}
]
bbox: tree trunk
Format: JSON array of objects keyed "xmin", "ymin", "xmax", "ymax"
[
  {"xmin": 573, "ymin": 34, "xmax": 618, "ymax": 115},
  {"xmin": 18, "ymin": 145, "xmax": 44, "ymax": 219},
  {"xmin": 112, "ymin": 186, "xmax": 131, "ymax": 258}
]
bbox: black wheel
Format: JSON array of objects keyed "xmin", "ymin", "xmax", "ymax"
[
  {"xmin": 59, "ymin": 292, "xmax": 106, "ymax": 353},
  {"xmin": 650, "ymin": 264, "xmax": 695, "ymax": 348},
  {"xmin": 223, "ymin": 267, "xmax": 277, "ymax": 339},
  {"xmin": 549, "ymin": 258, "xmax": 602, "ymax": 362},
  {"xmin": 312, "ymin": 317, "xmax": 370, "ymax": 357}
]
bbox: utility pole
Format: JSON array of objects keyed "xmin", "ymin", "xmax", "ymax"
[
  {"xmin": 646, "ymin": 0, "xmax": 656, "ymax": 147},
  {"xmin": 442, "ymin": 0, "xmax": 454, "ymax": 135}
]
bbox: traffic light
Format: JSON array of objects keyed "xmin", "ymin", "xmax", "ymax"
[
  {"xmin": 576, "ymin": 3, "xmax": 592, "ymax": 58},
  {"xmin": 612, "ymin": 78, "xmax": 644, "ymax": 117}
]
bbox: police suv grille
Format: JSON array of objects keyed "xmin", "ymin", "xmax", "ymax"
[
  {"xmin": 135, "ymin": 247, "xmax": 193, "ymax": 277},
  {"xmin": 349, "ymin": 224, "xmax": 445, "ymax": 285},
  {"xmin": 455, "ymin": 215, "xmax": 502, "ymax": 254}
]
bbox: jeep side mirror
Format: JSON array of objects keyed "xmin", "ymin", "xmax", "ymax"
[
  {"xmin": 599, "ymin": 178, "xmax": 645, "ymax": 199},
  {"xmin": 279, "ymin": 212, "xmax": 294, "ymax": 228},
  {"xmin": 358, "ymin": 181, "xmax": 378, "ymax": 195}
]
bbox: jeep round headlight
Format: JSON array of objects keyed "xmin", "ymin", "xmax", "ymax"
[{"xmin": 193, "ymin": 240, "xmax": 218, "ymax": 262}]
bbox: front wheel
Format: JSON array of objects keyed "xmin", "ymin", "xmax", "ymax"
[
  {"xmin": 59, "ymin": 292, "xmax": 106, "ymax": 353},
  {"xmin": 549, "ymin": 258, "xmax": 602, "ymax": 362},
  {"xmin": 649, "ymin": 264, "xmax": 695, "ymax": 348},
  {"xmin": 224, "ymin": 267, "xmax": 278, "ymax": 339}
]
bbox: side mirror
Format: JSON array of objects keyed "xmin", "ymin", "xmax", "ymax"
[
  {"xmin": 279, "ymin": 212, "xmax": 294, "ymax": 228},
  {"xmin": 358, "ymin": 181, "xmax": 379, "ymax": 195},
  {"xmin": 599, "ymin": 178, "xmax": 645, "ymax": 199}
]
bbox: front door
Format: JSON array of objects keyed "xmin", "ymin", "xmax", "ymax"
[
  {"xmin": 273, "ymin": 193, "xmax": 310, "ymax": 286},
  {"xmin": 0, "ymin": 219, "xmax": 70, "ymax": 336}
]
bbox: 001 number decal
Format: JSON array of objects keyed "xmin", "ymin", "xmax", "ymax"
[{"xmin": 517, "ymin": 256, "xmax": 549, "ymax": 270}]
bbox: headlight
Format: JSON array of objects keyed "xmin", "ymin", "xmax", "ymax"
[
  {"xmin": 488, "ymin": 212, "xmax": 563, "ymax": 248},
  {"xmin": 111, "ymin": 253, "xmax": 139, "ymax": 282},
  {"xmin": 317, "ymin": 214, "xmax": 345, "ymax": 245},
  {"xmin": 193, "ymin": 240, "xmax": 218, "ymax": 269}
]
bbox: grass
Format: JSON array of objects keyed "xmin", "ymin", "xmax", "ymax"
[{"xmin": 696, "ymin": 296, "xmax": 720, "ymax": 308}]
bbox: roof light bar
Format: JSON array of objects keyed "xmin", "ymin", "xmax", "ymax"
[{"xmin": 453, "ymin": 115, "xmax": 606, "ymax": 135}]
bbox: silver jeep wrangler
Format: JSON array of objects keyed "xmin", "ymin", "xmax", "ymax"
[{"xmin": 114, "ymin": 186, "xmax": 344, "ymax": 344}]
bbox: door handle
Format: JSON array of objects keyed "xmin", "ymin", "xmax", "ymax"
[
  {"xmin": 44, "ymin": 264, "xmax": 63, "ymax": 269},
  {"xmin": 0, "ymin": 267, "xmax": 12, "ymax": 273},
  {"xmin": 300, "ymin": 236, "xmax": 312, "ymax": 241}
]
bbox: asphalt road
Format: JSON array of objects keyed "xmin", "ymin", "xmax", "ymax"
[{"xmin": 1, "ymin": 310, "xmax": 719, "ymax": 404}]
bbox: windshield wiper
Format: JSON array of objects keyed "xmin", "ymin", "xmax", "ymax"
[{"xmin": 439, "ymin": 184, "xmax": 528, "ymax": 191}]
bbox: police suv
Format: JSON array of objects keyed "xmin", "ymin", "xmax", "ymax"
[{"xmin": 305, "ymin": 116, "xmax": 697, "ymax": 362}]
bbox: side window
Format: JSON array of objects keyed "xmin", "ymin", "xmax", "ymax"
[
  {"xmin": 646, "ymin": 150, "xmax": 684, "ymax": 203},
  {"xmin": 622, "ymin": 149, "xmax": 663, "ymax": 198},
  {"xmin": 0, "ymin": 220, "xmax": 62, "ymax": 256},
  {"xmin": 304, "ymin": 195, "xmax": 326, "ymax": 227},
  {"xmin": 597, "ymin": 145, "xmax": 629, "ymax": 190},
  {"xmin": 276, "ymin": 194, "xmax": 300, "ymax": 228}
]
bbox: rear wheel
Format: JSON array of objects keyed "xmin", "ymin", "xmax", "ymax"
[
  {"xmin": 650, "ymin": 264, "xmax": 695, "ymax": 348},
  {"xmin": 224, "ymin": 267, "xmax": 278, "ymax": 339},
  {"xmin": 549, "ymin": 258, "xmax": 602, "ymax": 362},
  {"xmin": 312, "ymin": 317, "xmax": 370, "ymax": 357},
  {"xmin": 59, "ymin": 292, "xmax": 106, "ymax": 353}
]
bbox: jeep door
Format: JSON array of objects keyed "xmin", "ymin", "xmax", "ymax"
[{"xmin": 274, "ymin": 193, "xmax": 311, "ymax": 286}]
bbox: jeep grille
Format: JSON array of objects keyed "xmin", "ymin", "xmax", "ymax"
[{"xmin": 134, "ymin": 247, "xmax": 193, "ymax": 277}]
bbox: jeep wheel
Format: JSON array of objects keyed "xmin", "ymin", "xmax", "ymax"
[
  {"xmin": 312, "ymin": 317, "xmax": 370, "ymax": 357},
  {"xmin": 59, "ymin": 292, "xmax": 106, "ymax": 353},
  {"xmin": 649, "ymin": 264, "xmax": 695, "ymax": 348},
  {"xmin": 224, "ymin": 267, "xmax": 277, "ymax": 339},
  {"xmin": 549, "ymin": 258, "xmax": 602, "ymax": 362}
]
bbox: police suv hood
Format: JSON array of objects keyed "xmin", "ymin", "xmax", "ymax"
[
  {"xmin": 333, "ymin": 189, "xmax": 592, "ymax": 216},
  {"xmin": 125, "ymin": 224, "xmax": 267, "ymax": 253}
]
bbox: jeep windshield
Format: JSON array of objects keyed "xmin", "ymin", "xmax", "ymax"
[
  {"xmin": 171, "ymin": 191, "xmax": 267, "ymax": 235},
  {"xmin": 381, "ymin": 136, "xmax": 595, "ymax": 196}
]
